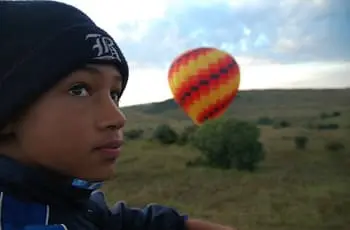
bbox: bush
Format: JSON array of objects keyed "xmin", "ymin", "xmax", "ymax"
[
  {"xmin": 320, "ymin": 111, "xmax": 341, "ymax": 119},
  {"xmin": 294, "ymin": 136, "xmax": 309, "ymax": 150},
  {"xmin": 191, "ymin": 118, "xmax": 265, "ymax": 171},
  {"xmin": 273, "ymin": 120, "xmax": 291, "ymax": 129},
  {"xmin": 257, "ymin": 116, "xmax": 274, "ymax": 125},
  {"xmin": 317, "ymin": 124, "xmax": 339, "ymax": 130},
  {"xmin": 178, "ymin": 125, "xmax": 198, "ymax": 145},
  {"xmin": 320, "ymin": 112, "xmax": 329, "ymax": 119},
  {"xmin": 325, "ymin": 141, "xmax": 345, "ymax": 152},
  {"xmin": 304, "ymin": 122, "xmax": 316, "ymax": 129},
  {"xmin": 279, "ymin": 120, "xmax": 291, "ymax": 128},
  {"xmin": 124, "ymin": 129, "xmax": 144, "ymax": 140},
  {"xmin": 332, "ymin": 111, "xmax": 341, "ymax": 117},
  {"xmin": 186, "ymin": 157, "xmax": 206, "ymax": 168},
  {"xmin": 152, "ymin": 124, "xmax": 178, "ymax": 145}
]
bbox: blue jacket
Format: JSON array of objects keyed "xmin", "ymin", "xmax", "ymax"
[{"xmin": 0, "ymin": 155, "xmax": 188, "ymax": 230}]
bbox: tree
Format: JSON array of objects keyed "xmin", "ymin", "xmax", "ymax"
[
  {"xmin": 191, "ymin": 118, "xmax": 265, "ymax": 171},
  {"xmin": 152, "ymin": 124, "xmax": 178, "ymax": 145},
  {"xmin": 124, "ymin": 129, "xmax": 144, "ymax": 140},
  {"xmin": 294, "ymin": 136, "xmax": 308, "ymax": 150},
  {"xmin": 178, "ymin": 125, "xmax": 198, "ymax": 145}
]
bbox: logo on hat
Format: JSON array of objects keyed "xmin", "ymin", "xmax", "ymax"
[{"xmin": 86, "ymin": 33, "xmax": 122, "ymax": 62}]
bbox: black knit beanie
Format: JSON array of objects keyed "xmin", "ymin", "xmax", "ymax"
[{"xmin": 0, "ymin": 1, "xmax": 129, "ymax": 130}]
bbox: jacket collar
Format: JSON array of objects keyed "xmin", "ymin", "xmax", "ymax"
[{"xmin": 0, "ymin": 155, "xmax": 102, "ymax": 207}]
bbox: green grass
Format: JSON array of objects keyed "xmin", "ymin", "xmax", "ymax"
[{"xmin": 102, "ymin": 89, "xmax": 350, "ymax": 230}]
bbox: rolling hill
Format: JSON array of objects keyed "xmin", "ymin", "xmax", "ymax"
[{"xmin": 122, "ymin": 88, "xmax": 350, "ymax": 129}]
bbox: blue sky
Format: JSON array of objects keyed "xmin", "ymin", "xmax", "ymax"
[{"xmin": 60, "ymin": 0, "xmax": 349, "ymax": 106}]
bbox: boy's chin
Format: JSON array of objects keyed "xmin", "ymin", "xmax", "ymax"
[{"xmin": 78, "ymin": 167, "xmax": 115, "ymax": 183}]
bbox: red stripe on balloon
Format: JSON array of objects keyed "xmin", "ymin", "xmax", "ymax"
[
  {"xmin": 173, "ymin": 54, "xmax": 232, "ymax": 101},
  {"xmin": 175, "ymin": 57, "xmax": 239, "ymax": 112},
  {"xmin": 168, "ymin": 48, "xmax": 214, "ymax": 82},
  {"xmin": 195, "ymin": 89, "xmax": 238, "ymax": 124},
  {"xmin": 180, "ymin": 68, "xmax": 237, "ymax": 113}
]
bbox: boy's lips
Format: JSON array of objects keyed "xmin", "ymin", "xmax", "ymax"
[{"xmin": 93, "ymin": 139, "xmax": 123, "ymax": 158}]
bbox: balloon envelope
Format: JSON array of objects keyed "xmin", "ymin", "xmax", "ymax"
[{"xmin": 168, "ymin": 47, "xmax": 240, "ymax": 125}]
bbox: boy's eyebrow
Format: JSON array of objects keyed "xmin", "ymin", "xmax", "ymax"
[{"xmin": 80, "ymin": 65, "xmax": 122, "ymax": 83}]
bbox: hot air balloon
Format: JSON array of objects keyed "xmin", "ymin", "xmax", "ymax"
[{"xmin": 168, "ymin": 47, "xmax": 240, "ymax": 125}]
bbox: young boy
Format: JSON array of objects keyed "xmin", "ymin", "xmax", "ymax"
[{"xmin": 0, "ymin": 1, "xmax": 236, "ymax": 229}]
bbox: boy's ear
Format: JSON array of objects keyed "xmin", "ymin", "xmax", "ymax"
[
  {"xmin": 0, "ymin": 123, "xmax": 17, "ymax": 146},
  {"xmin": 0, "ymin": 113, "xmax": 27, "ymax": 139},
  {"xmin": 0, "ymin": 122, "xmax": 17, "ymax": 136}
]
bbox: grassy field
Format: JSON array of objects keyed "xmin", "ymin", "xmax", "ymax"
[{"xmin": 103, "ymin": 89, "xmax": 350, "ymax": 230}]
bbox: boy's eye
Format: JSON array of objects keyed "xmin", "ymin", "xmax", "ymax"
[
  {"xmin": 68, "ymin": 83, "xmax": 90, "ymax": 97},
  {"xmin": 68, "ymin": 83, "xmax": 121, "ymax": 104},
  {"xmin": 111, "ymin": 91, "xmax": 120, "ymax": 105}
]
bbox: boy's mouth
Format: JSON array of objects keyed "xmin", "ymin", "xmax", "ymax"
[{"xmin": 93, "ymin": 139, "xmax": 123, "ymax": 159}]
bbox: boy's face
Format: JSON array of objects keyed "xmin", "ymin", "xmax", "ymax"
[{"xmin": 5, "ymin": 64, "xmax": 126, "ymax": 181}]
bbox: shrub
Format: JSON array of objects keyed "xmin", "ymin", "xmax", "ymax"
[
  {"xmin": 257, "ymin": 116, "xmax": 274, "ymax": 125},
  {"xmin": 124, "ymin": 129, "xmax": 144, "ymax": 140},
  {"xmin": 320, "ymin": 112, "xmax": 329, "ymax": 119},
  {"xmin": 191, "ymin": 118, "xmax": 265, "ymax": 171},
  {"xmin": 325, "ymin": 141, "xmax": 345, "ymax": 152},
  {"xmin": 152, "ymin": 124, "xmax": 178, "ymax": 145},
  {"xmin": 304, "ymin": 122, "xmax": 316, "ymax": 129},
  {"xmin": 294, "ymin": 136, "xmax": 309, "ymax": 150},
  {"xmin": 186, "ymin": 157, "xmax": 206, "ymax": 168},
  {"xmin": 273, "ymin": 120, "xmax": 291, "ymax": 129},
  {"xmin": 280, "ymin": 120, "xmax": 291, "ymax": 128},
  {"xmin": 320, "ymin": 111, "xmax": 341, "ymax": 119},
  {"xmin": 317, "ymin": 124, "xmax": 339, "ymax": 130},
  {"xmin": 178, "ymin": 125, "xmax": 198, "ymax": 145},
  {"xmin": 332, "ymin": 111, "xmax": 341, "ymax": 117}
]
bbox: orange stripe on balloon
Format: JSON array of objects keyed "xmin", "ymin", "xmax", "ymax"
[
  {"xmin": 179, "ymin": 64, "xmax": 239, "ymax": 113},
  {"xmin": 172, "ymin": 53, "xmax": 233, "ymax": 98},
  {"xmin": 169, "ymin": 51, "xmax": 215, "ymax": 93},
  {"xmin": 186, "ymin": 75, "xmax": 240, "ymax": 124},
  {"xmin": 168, "ymin": 49, "xmax": 229, "ymax": 94},
  {"xmin": 183, "ymin": 73, "xmax": 237, "ymax": 118},
  {"xmin": 168, "ymin": 48, "xmax": 213, "ymax": 83},
  {"xmin": 169, "ymin": 48, "xmax": 221, "ymax": 83},
  {"xmin": 170, "ymin": 48, "xmax": 213, "ymax": 76},
  {"xmin": 196, "ymin": 89, "xmax": 238, "ymax": 124},
  {"xmin": 173, "ymin": 56, "xmax": 239, "ymax": 110}
]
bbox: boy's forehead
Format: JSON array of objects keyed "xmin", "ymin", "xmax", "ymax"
[{"xmin": 81, "ymin": 64, "xmax": 122, "ymax": 82}]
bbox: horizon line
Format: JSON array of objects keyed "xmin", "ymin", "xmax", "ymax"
[{"xmin": 121, "ymin": 87, "xmax": 350, "ymax": 108}]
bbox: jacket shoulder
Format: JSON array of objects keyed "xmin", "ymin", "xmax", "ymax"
[{"xmin": 0, "ymin": 192, "xmax": 68, "ymax": 229}]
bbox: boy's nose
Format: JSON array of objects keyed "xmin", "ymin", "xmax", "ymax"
[{"xmin": 96, "ymin": 98, "xmax": 126, "ymax": 131}]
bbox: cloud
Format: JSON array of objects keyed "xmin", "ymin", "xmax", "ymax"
[
  {"xmin": 57, "ymin": 0, "xmax": 349, "ymax": 105},
  {"xmin": 114, "ymin": 0, "xmax": 349, "ymax": 65}
]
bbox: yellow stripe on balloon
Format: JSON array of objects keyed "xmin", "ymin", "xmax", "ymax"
[
  {"xmin": 187, "ymin": 75, "xmax": 240, "ymax": 121},
  {"xmin": 169, "ymin": 50, "xmax": 228, "ymax": 93}
]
